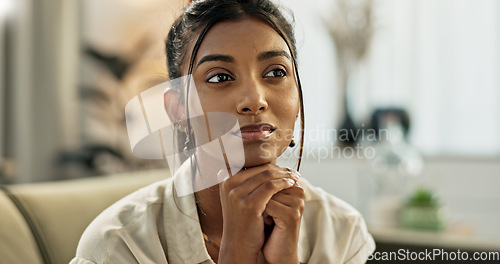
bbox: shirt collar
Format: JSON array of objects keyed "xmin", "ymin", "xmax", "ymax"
[
  {"xmin": 298, "ymin": 179, "xmax": 311, "ymax": 263},
  {"xmin": 163, "ymin": 178, "xmax": 214, "ymax": 264}
]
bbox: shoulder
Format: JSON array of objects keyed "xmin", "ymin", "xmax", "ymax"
[
  {"xmin": 74, "ymin": 178, "xmax": 172, "ymax": 263},
  {"xmin": 300, "ymin": 177, "xmax": 363, "ymax": 221},
  {"xmin": 298, "ymin": 178, "xmax": 375, "ymax": 263}
]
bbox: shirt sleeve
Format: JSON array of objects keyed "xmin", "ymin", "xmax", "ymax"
[
  {"xmin": 343, "ymin": 214, "xmax": 376, "ymax": 264},
  {"xmin": 69, "ymin": 257, "xmax": 97, "ymax": 264},
  {"xmin": 345, "ymin": 233, "xmax": 376, "ymax": 264},
  {"xmin": 299, "ymin": 179, "xmax": 376, "ymax": 264}
]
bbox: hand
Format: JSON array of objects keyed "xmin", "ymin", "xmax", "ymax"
[
  {"xmin": 262, "ymin": 177, "xmax": 305, "ymax": 264},
  {"xmin": 218, "ymin": 164, "xmax": 300, "ymax": 264}
]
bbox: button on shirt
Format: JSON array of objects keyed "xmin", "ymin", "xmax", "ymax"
[{"xmin": 70, "ymin": 176, "xmax": 375, "ymax": 264}]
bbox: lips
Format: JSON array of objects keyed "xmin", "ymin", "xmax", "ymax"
[{"xmin": 237, "ymin": 123, "xmax": 275, "ymax": 140}]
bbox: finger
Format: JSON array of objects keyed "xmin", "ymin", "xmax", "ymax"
[
  {"xmin": 238, "ymin": 170, "xmax": 299, "ymax": 194},
  {"xmin": 245, "ymin": 178, "xmax": 296, "ymax": 209},
  {"xmin": 273, "ymin": 184, "xmax": 305, "ymax": 199},
  {"xmin": 222, "ymin": 169, "xmax": 299, "ymax": 202},
  {"xmin": 270, "ymin": 192, "xmax": 305, "ymax": 210},
  {"xmin": 265, "ymin": 199, "xmax": 303, "ymax": 228},
  {"xmin": 239, "ymin": 166, "xmax": 300, "ymax": 189},
  {"xmin": 223, "ymin": 164, "xmax": 299, "ymax": 191},
  {"xmin": 222, "ymin": 163, "xmax": 274, "ymax": 189}
]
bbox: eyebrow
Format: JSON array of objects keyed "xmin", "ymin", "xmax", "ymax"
[
  {"xmin": 196, "ymin": 50, "xmax": 291, "ymax": 67},
  {"xmin": 197, "ymin": 54, "xmax": 234, "ymax": 67},
  {"xmin": 257, "ymin": 50, "xmax": 291, "ymax": 61}
]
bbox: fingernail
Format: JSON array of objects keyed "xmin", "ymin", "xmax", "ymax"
[
  {"xmin": 285, "ymin": 178, "xmax": 295, "ymax": 186},
  {"xmin": 289, "ymin": 171, "xmax": 300, "ymax": 181},
  {"xmin": 218, "ymin": 169, "xmax": 229, "ymax": 181}
]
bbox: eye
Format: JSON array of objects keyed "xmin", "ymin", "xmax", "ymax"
[
  {"xmin": 264, "ymin": 68, "xmax": 287, "ymax": 78},
  {"xmin": 207, "ymin": 73, "xmax": 234, "ymax": 83}
]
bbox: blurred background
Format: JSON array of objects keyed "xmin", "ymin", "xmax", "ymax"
[{"xmin": 1, "ymin": 0, "xmax": 499, "ymax": 259}]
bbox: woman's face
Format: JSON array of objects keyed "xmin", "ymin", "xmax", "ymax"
[{"xmin": 188, "ymin": 17, "xmax": 299, "ymax": 168}]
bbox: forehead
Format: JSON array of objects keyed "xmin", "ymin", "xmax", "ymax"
[{"xmin": 195, "ymin": 17, "xmax": 290, "ymax": 60}]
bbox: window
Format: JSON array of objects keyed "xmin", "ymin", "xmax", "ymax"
[{"xmin": 288, "ymin": 0, "xmax": 500, "ymax": 157}]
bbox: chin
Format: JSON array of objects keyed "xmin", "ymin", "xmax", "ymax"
[
  {"xmin": 242, "ymin": 142, "xmax": 287, "ymax": 168},
  {"xmin": 243, "ymin": 155, "xmax": 275, "ymax": 168}
]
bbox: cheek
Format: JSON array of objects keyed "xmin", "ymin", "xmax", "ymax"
[
  {"xmin": 270, "ymin": 93, "xmax": 300, "ymax": 142},
  {"xmin": 272, "ymin": 92, "xmax": 299, "ymax": 124},
  {"xmin": 197, "ymin": 90, "xmax": 229, "ymax": 113}
]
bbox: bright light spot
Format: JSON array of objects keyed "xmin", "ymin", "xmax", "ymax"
[{"xmin": 0, "ymin": 0, "xmax": 13, "ymax": 18}]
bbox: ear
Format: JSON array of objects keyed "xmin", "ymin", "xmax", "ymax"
[{"xmin": 164, "ymin": 88, "xmax": 185, "ymax": 123}]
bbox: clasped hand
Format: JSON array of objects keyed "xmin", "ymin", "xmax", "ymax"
[{"xmin": 218, "ymin": 164, "xmax": 305, "ymax": 264}]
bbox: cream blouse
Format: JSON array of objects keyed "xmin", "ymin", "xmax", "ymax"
[{"xmin": 70, "ymin": 174, "xmax": 375, "ymax": 264}]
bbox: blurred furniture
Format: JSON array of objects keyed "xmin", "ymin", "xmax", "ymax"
[
  {"xmin": 0, "ymin": 169, "xmax": 168, "ymax": 264},
  {"xmin": 370, "ymin": 226, "xmax": 500, "ymax": 251}
]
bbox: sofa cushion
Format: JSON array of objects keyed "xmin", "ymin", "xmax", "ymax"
[
  {"xmin": 5, "ymin": 169, "xmax": 168, "ymax": 264},
  {"xmin": 0, "ymin": 190, "xmax": 44, "ymax": 264}
]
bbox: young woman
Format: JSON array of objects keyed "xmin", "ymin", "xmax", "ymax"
[{"xmin": 71, "ymin": 0, "xmax": 375, "ymax": 263}]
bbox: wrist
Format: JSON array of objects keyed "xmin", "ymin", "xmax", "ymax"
[
  {"xmin": 218, "ymin": 244, "xmax": 260, "ymax": 264},
  {"xmin": 266, "ymin": 252, "xmax": 299, "ymax": 264},
  {"xmin": 268, "ymin": 258, "xmax": 299, "ymax": 264}
]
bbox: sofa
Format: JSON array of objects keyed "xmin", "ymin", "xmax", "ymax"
[{"xmin": 0, "ymin": 169, "xmax": 168, "ymax": 264}]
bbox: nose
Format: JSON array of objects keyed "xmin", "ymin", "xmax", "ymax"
[{"xmin": 236, "ymin": 81, "xmax": 268, "ymax": 115}]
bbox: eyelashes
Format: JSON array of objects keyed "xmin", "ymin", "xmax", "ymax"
[
  {"xmin": 207, "ymin": 73, "xmax": 234, "ymax": 83},
  {"xmin": 206, "ymin": 68, "xmax": 287, "ymax": 84},
  {"xmin": 264, "ymin": 68, "xmax": 287, "ymax": 78}
]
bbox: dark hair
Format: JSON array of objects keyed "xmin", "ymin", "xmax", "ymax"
[{"xmin": 165, "ymin": 0, "xmax": 305, "ymax": 170}]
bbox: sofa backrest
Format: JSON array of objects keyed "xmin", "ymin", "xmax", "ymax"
[
  {"xmin": 0, "ymin": 190, "xmax": 44, "ymax": 264},
  {"xmin": 0, "ymin": 169, "xmax": 168, "ymax": 264}
]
